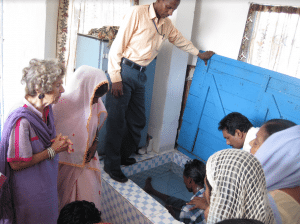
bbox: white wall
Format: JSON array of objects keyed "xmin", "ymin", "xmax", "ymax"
[
  {"xmin": 188, "ymin": 0, "xmax": 300, "ymax": 65},
  {"xmin": 156, "ymin": 0, "xmax": 197, "ymax": 152},
  {"xmin": 45, "ymin": 0, "xmax": 59, "ymax": 59},
  {"xmin": 2, "ymin": 0, "xmax": 58, "ymax": 119},
  {"xmin": 139, "ymin": 0, "xmax": 197, "ymax": 153}
]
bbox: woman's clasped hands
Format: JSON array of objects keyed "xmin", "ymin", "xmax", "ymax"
[{"xmin": 51, "ymin": 133, "xmax": 74, "ymax": 154}]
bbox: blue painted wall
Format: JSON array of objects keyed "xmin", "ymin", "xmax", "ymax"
[{"xmin": 178, "ymin": 54, "xmax": 300, "ymax": 161}]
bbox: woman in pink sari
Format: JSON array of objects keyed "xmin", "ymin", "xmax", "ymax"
[{"xmin": 53, "ymin": 65, "xmax": 108, "ymax": 211}]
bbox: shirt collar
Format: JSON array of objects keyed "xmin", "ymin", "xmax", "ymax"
[
  {"xmin": 190, "ymin": 187, "xmax": 205, "ymax": 200},
  {"xmin": 149, "ymin": 3, "xmax": 165, "ymax": 26}
]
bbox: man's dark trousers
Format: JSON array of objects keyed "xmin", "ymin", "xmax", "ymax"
[{"xmin": 103, "ymin": 61, "xmax": 147, "ymax": 173}]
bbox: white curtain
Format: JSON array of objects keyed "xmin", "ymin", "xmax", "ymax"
[
  {"xmin": 57, "ymin": 0, "xmax": 132, "ymax": 77},
  {"xmin": 238, "ymin": 4, "xmax": 300, "ymax": 79},
  {"xmin": 248, "ymin": 11, "xmax": 300, "ymax": 78}
]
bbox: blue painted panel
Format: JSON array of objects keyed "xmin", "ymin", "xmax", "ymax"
[
  {"xmin": 177, "ymin": 121, "xmax": 198, "ymax": 152},
  {"xmin": 268, "ymin": 78, "xmax": 300, "ymax": 98},
  {"xmin": 182, "ymin": 94, "xmax": 203, "ymax": 124},
  {"xmin": 210, "ymin": 60, "xmax": 265, "ymax": 85},
  {"xmin": 177, "ymin": 146, "xmax": 205, "ymax": 163},
  {"xmin": 193, "ymin": 129, "xmax": 229, "ymax": 161},
  {"xmin": 212, "ymin": 71, "xmax": 262, "ymax": 101},
  {"xmin": 178, "ymin": 54, "xmax": 300, "ymax": 161},
  {"xmin": 98, "ymin": 41, "xmax": 110, "ymax": 73},
  {"xmin": 198, "ymin": 114, "xmax": 223, "ymax": 141},
  {"xmin": 76, "ymin": 34, "xmax": 101, "ymax": 69},
  {"xmin": 205, "ymin": 94, "xmax": 256, "ymax": 121},
  {"xmin": 178, "ymin": 82, "xmax": 210, "ymax": 152}
]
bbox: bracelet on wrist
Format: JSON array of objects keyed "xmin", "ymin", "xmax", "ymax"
[{"xmin": 47, "ymin": 147, "xmax": 56, "ymax": 160}]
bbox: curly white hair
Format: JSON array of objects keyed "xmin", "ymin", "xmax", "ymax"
[{"xmin": 21, "ymin": 58, "xmax": 65, "ymax": 96}]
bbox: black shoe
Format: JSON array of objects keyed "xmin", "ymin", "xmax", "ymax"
[
  {"xmin": 104, "ymin": 166, "xmax": 128, "ymax": 183},
  {"xmin": 121, "ymin": 157, "xmax": 136, "ymax": 166}
]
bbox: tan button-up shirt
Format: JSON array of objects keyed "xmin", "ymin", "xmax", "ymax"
[{"xmin": 108, "ymin": 3, "xmax": 199, "ymax": 83}]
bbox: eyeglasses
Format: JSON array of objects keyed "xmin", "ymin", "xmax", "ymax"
[{"xmin": 152, "ymin": 20, "xmax": 165, "ymax": 39}]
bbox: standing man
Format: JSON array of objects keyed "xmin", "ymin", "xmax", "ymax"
[{"xmin": 103, "ymin": 0, "xmax": 214, "ymax": 183}]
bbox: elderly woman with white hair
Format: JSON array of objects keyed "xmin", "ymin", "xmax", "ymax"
[{"xmin": 0, "ymin": 59, "xmax": 73, "ymax": 224}]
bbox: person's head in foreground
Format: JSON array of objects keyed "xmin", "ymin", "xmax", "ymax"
[
  {"xmin": 204, "ymin": 149, "xmax": 275, "ymax": 224},
  {"xmin": 249, "ymin": 118, "xmax": 296, "ymax": 155},
  {"xmin": 183, "ymin": 159, "xmax": 206, "ymax": 192},
  {"xmin": 22, "ymin": 58, "xmax": 65, "ymax": 107},
  {"xmin": 57, "ymin": 200, "xmax": 102, "ymax": 224},
  {"xmin": 218, "ymin": 112, "xmax": 253, "ymax": 149},
  {"xmin": 249, "ymin": 118, "xmax": 299, "ymax": 195}
]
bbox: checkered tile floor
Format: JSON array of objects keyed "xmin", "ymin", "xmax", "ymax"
[{"xmin": 100, "ymin": 150, "xmax": 191, "ymax": 224}]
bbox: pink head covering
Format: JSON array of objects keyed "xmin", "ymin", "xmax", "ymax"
[{"xmin": 53, "ymin": 65, "xmax": 108, "ymax": 167}]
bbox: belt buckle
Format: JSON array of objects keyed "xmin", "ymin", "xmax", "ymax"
[{"xmin": 139, "ymin": 66, "xmax": 143, "ymax": 72}]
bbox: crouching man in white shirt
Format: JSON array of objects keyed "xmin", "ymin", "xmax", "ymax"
[{"xmin": 218, "ymin": 112, "xmax": 259, "ymax": 152}]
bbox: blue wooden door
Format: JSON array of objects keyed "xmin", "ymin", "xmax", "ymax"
[{"xmin": 178, "ymin": 54, "xmax": 300, "ymax": 161}]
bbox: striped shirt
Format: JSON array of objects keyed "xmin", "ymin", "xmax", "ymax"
[{"xmin": 180, "ymin": 188, "xmax": 206, "ymax": 224}]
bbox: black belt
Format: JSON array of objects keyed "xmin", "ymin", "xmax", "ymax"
[{"xmin": 122, "ymin": 58, "xmax": 146, "ymax": 72}]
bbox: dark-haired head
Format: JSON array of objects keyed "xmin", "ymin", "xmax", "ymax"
[
  {"xmin": 154, "ymin": 0, "xmax": 181, "ymax": 19},
  {"xmin": 263, "ymin": 119, "xmax": 296, "ymax": 139},
  {"xmin": 250, "ymin": 118, "xmax": 297, "ymax": 155},
  {"xmin": 95, "ymin": 83, "xmax": 108, "ymax": 98},
  {"xmin": 183, "ymin": 159, "xmax": 206, "ymax": 189},
  {"xmin": 92, "ymin": 83, "xmax": 108, "ymax": 104},
  {"xmin": 57, "ymin": 200, "xmax": 101, "ymax": 224},
  {"xmin": 218, "ymin": 112, "xmax": 253, "ymax": 148},
  {"xmin": 218, "ymin": 112, "xmax": 253, "ymax": 135}
]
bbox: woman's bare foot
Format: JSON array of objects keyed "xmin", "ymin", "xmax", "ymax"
[{"xmin": 144, "ymin": 177, "xmax": 154, "ymax": 194}]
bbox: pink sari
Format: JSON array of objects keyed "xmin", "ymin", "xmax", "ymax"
[{"xmin": 53, "ymin": 65, "xmax": 108, "ymax": 211}]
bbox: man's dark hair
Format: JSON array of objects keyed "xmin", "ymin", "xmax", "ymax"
[
  {"xmin": 218, "ymin": 112, "xmax": 253, "ymax": 135},
  {"xmin": 183, "ymin": 159, "xmax": 206, "ymax": 187},
  {"xmin": 263, "ymin": 119, "xmax": 297, "ymax": 139},
  {"xmin": 57, "ymin": 200, "xmax": 102, "ymax": 224}
]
